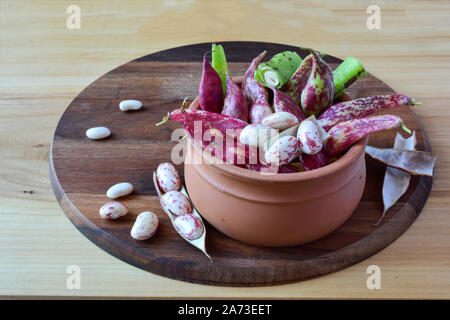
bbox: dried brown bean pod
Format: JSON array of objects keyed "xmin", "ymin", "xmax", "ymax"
[
  {"xmin": 365, "ymin": 145, "xmax": 436, "ymax": 177},
  {"xmin": 376, "ymin": 132, "xmax": 417, "ymax": 225}
]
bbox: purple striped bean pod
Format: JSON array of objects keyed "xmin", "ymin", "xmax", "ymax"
[
  {"xmin": 282, "ymin": 53, "xmax": 314, "ymax": 105},
  {"xmin": 199, "ymin": 52, "xmax": 224, "ymax": 113},
  {"xmin": 222, "ymin": 74, "xmax": 249, "ymax": 122},
  {"xmin": 318, "ymin": 94, "xmax": 420, "ymax": 131},
  {"xmin": 300, "ymin": 51, "xmax": 334, "ymax": 117},
  {"xmin": 242, "ymin": 51, "xmax": 268, "ymax": 105},
  {"xmin": 325, "ymin": 114, "xmax": 411, "ymax": 156},
  {"xmin": 249, "ymin": 97, "xmax": 273, "ymax": 124},
  {"xmin": 271, "ymin": 87, "xmax": 306, "ymax": 122}
]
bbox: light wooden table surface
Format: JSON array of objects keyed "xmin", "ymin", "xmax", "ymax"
[{"xmin": 0, "ymin": 0, "xmax": 449, "ymax": 299}]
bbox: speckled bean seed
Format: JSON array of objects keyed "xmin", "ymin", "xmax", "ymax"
[
  {"xmin": 131, "ymin": 211, "xmax": 159, "ymax": 240},
  {"xmin": 264, "ymin": 135, "xmax": 298, "ymax": 166},
  {"xmin": 156, "ymin": 162, "xmax": 181, "ymax": 192},
  {"xmin": 99, "ymin": 202, "xmax": 128, "ymax": 219},
  {"xmin": 86, "ymin": 127, "xmax": 111, "ymax": 140},
  {"xmin": 297, "ymin": 119, "xmax": 323, "ymax": 155},
  {"xmin": 106, "ymin": 182, "xmax": 133, "ymax": 199},
  {"xmin": 261, "ymin": 111, "xmax": 299, "ymax": 130},
  {"xmin": 161, "ymin": 191, "xmax": 192, "ymax": 216},
  {"xmin": 173, "ymin": 214, "xmax": 204, "ymax": 240},
  {"xmin": 119, "ymin": 100, "xmax": 142, "ymax": 111}
]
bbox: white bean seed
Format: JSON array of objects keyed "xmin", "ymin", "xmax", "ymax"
[
  {"xmin": 239, "ymin": 124, "xmax": 278, "ymax": 148},
  {"xmin": 86, "ymin": 127, "xmax": 111, "ymax": 140},
  {"xmin": 119, "ymin": 100, "xmax": 142, "ymax": 111},
  {"xmin": 106, "ymin": 182, "xmax": 134, "ymax": 199}
]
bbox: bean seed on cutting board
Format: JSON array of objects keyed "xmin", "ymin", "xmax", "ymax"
[
  {"xmin": 106, "ymin": 182, "xmax": 134, "ymax": 199},
  {"xmin": 99, "ymin": 202, "xmax": 128, "ymax": 219},
  {"xmin": 86, "ymin": 127, "xmax": 111, "ymax": 140},
  {"xmin": 119, "ymin": 100, "xmax": 142, "ymax": 111},
  {"xmin": 131, "ymin": 211, "xmax": 159, "ymax": 240}
]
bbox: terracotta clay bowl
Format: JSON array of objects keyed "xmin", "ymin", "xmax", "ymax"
[{"xmin": 184, "ymin": 77, "xmax": 367, "ymax": 247}]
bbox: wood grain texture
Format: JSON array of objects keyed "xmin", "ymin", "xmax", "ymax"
[
  {"xmin": 50, "ymin": 42, "xmax": 432, "ymax": 286},
  {"xmin": 0, "ymin": 0, "xmax": 449, "ymax": 297}
]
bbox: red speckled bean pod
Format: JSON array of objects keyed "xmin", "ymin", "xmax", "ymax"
[
  {"xmin": 242, "ymin": 51, "xmax": 268, "ymax": 105},
  {"xmin": 169, "ymin": 108, "xmax": 260, "ymax": 166},
  {"xmin": 222, "ymin": 74, "xmax": 248, "ymax": 122},
  {"xmin": 301, "ymin": 51, "xmax": 334, "ymax": 116},
  {"xmin": 271, "ymin": 87, "xmax": 306, "ymax": 122},
  {"xmin": 249, "ymin": 97, "xmax": 273, "ymax": 124},
  {"xmin": 199, "ymin": 52, "xmax": 224, "ymax": 113},
  {"xmin": 170, "ymin": 108, "xmax": 247, "ymax": 132},
  {"xmin": 318, "ymin": 94, "xmax": 419, "ymax": 131},
  {"xmin": 278, "ymin": 163, "xmax": 300, "ymax": 173},
  {"xmin": 325, "ymin": 114, "xmax": 411, "ymax": 156},
  {"xmin": 282, "ymin": 53, "xmax": 314, "ymax": 105},
  {"xmin": 300, "ymin": 150, "xmax": 330, "ymax": 171}
]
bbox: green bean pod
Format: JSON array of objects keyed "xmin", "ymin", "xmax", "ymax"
[
  {"xmin": 212, "ymin": 43, "xmax": 229, "ymax": 96},
  {"xmin": 254, "ymin": 51, "xmax": 303, "ymax": 89},
  {"xmin": 333, "ymin": 57, "xmax": 367, "ymax": 99}
]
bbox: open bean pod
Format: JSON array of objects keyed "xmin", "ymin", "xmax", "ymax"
[{"xmin": 153, "ymin": 171, "xmax": 212, "ymax": 261}]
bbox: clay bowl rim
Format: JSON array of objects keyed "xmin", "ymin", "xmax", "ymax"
[{"xmin": 187, "ymin": 76, "xmax": 367, "ymax": 183}]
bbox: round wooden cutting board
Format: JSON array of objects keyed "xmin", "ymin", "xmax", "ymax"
[{"xmin": 50, "ymin": 42, "xmax": 432, "ymax": 286}]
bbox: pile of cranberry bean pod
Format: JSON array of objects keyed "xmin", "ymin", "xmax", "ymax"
[{"xmin": 159, "ymin": 43, "xmax": 427, "ymax": 174}]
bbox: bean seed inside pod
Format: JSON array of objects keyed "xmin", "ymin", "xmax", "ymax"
[
  {"xmin": 86, "ymin": 127, "xmax": 111, "ymax": 140},
  {"xmin": 99, "ymin": 201, "xmax": 128, "ymax": 219},
  {"xmin": 173, "ymin": 214, "xmax": 204, "ymax": 240},
  {"xmin": 156, "ymin": 162, "xmax": 181, "ymax": 192},
  {"xmin": 106, "ymin": 182, "xmax": 134, "ymax": 199},
  {"xmin": 161, "ymin": 191, "xmax": 192, "ymax": 216},
  {"xmin": 131, "ymin": 211, "xmax": 159, "ymax": 240},
  {"xmin": 119, "ymin": 99, "xmax": 142, "ymax": 111}
]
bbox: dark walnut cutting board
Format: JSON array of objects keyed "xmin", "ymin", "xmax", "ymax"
[{"xmin": 50, "ymin": 42, "xmax": 432, "ymax": 286}]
